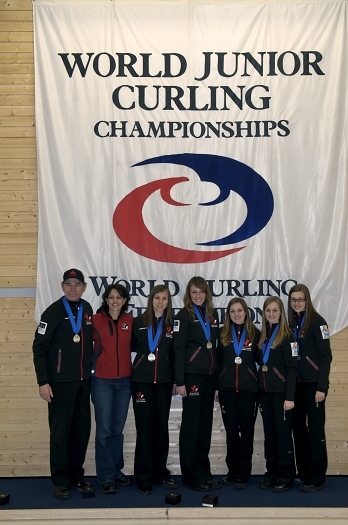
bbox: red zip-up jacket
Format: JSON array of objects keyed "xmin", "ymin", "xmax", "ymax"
[{"xmin": 92, "ymin": 309, "xmax": 133, "ymax": 379}]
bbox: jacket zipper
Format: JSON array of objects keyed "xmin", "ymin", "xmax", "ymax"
[
  {"xmin": 154, "ymin": 347, "xmax": 158, "ymax": 383},
  {"xmin": 306, "ymin": 356, "xmax": 319, "ymax": 370},
  {"xmin": 236, "ymin": 364, "xmax": 239, "ymax": 392},
  {"xmin": 133, "ymin": 354, "xmax": 144, "ymax": 369},
  {"xmin": 57, "ymin": 349, "xmax": 61, "ymax": 373},
  {"xmin": 209, "ymin": 349, "xmax": 214, "ymax": 374},
  {"xmin": 189, "ymin": 347, "xmax": 201, "ymax": 362},
  {"xmin": 248, "ymin": 367, "xmax": 257, "ymax": 381},
  {"xmin": 273, "ymin": 367, "xmax": 286, "ymax": 381},
  {"xmin": 80, "ymin": 329, "xmax": 84, "ymax": 380},
  {"xmin": 116, "ymin": 321, "xmax": 119, "ymax": 378}
]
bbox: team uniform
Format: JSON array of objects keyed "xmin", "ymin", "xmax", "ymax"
[
  {"xmin": 91, "ymin": 308, "xmax": 133, "ymax": 486},
  {"xmin": 258, "ymin": 327, "xmax": 297, "ymax": 486},
  {"xmin": 174, "ymin": 307, "xmax": 219, "ymax": 488},
  {"xmin": 33, "ymin": 297, "xmax": 93, "ymax": 487},
  {"xmin": 292, "ymin": 312, "xmax": 332, "ymax": 486},
  {"xmin": 131, "ymin": 315, "xmax": 174, "ymax": 492},
  {"xmin": 217, "ymin": 324, "xmax": 260, "ymax": 483}
]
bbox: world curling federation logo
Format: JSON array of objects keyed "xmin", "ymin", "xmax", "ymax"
[{"xmin": 113, "ymin": 153, "xmax": 274, "ymax": 263}]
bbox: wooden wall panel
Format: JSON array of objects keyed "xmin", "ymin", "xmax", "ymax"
[{"xmin": 0, "ymin": 0, "xmax": 347, "ymax": 479}]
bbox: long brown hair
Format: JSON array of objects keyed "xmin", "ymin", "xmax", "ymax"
[
  {"xmin": 220, "ymin": 298, "xmax": 255, "ymax": 347},
  {"xmin": 258, "ymin": 296, "xmax": 292, "ymax": 348},
  {"xmin": 142, "ymin": 285, "xmax": 173, "ymax": 328},
  {"xmin": 287, "ymin": 283, "xmax": 318, "ymax": 336},
  {"xmin": 183, "ymin": 276, "xmax": 214, "ymax": 318}
]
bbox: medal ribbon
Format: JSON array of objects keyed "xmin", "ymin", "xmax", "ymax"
[
  {"xmin": 261, "ymin": 324, "xmax": 279, "ymax": 365},
  {"xmin": 148, "ymin": 316, "xmax": 163, "ymax": 354},
  {"xmin": 231, "ymin": 326, "xmax": 247, "ymax": 357},
  {"xmin": 293, "ymin": 313, "xmax": 305, "ymax": 349},
  {"xmin": 62, "ymin": 296, "xmax": 83, "ymax": 335},
  {"xmin": 193, "ymin": 304, "xmax": 211, "ymax": 344}
]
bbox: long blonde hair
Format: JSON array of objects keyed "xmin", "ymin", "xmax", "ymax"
[
  {"xmin": 258, "ymin": 296, "xmax": 292, "ymax": 348},
  {"xmin": 220, "ymin": 298, "xmax": 255, "ymax": 347},
  {"xmin": 183, "ymin": 276, "xmax": 214, "ymax": 318}
]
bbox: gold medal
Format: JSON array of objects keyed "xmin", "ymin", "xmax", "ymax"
[
  {"xmin": 206, "ymin": 341, "xmax": 212, "ymax": 349},
  {"xmin": 73, "ymin": 334, "xmax": 80, "ymax": 343}
]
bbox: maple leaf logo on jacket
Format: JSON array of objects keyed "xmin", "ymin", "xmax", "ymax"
[
  {"xmin": 189, "ymin": 385, "xmax": 200, "ymax": 396},
  {"xmin": 166, "ymin": 326, "xmax": 173, "ymax": 337},
  {"xmin": 136, "ymin": 391, "xmax": 146, "ymax": 403}
]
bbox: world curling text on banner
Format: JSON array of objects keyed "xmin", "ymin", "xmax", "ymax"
[{"xmin": 33, "ymin": 1, "xmax": 348, "ymax": 334}]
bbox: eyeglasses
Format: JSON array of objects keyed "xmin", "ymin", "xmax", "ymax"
[{"xmin": 290, "ymin": 298, "xmax": 306, "ymax": 303}]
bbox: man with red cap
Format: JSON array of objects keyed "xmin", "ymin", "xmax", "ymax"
[{"xmin": 33, "ymin": 269, "xmax": 93, "ymax": 500}]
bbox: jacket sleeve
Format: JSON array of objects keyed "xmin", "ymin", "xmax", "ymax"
[
  {"xmin": 173, "ymin": 310, "xmax": 189, "ymax": 387},
  {"xmin": 314, "ymin": 316, "xmax": 332, "ymax": 393},
  {"xmin": 32, "ymin": 305, "xmax": 59, "ymax": 386},
  {"xmin": 283, "ymin": 333, "xmax": 298, "ymax": 401}
]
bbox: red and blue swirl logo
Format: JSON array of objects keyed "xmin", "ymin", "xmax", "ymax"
[{"xmin": 113, "ymin": 153, "xmax": 274, "ymax": 263}]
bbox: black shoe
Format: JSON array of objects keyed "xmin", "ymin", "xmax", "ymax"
[
  {"xmin": 222, "ymin": 475, "xmax": 235, "ymax": 485},
  {"xmin": 207, "ymin": 478, "xmax": 222, "ymax": 490},
  {"xmin": 139, "ymin": 487, "xmax": 152, "ymax": 495},
  {"xmin": 192, "ymin": 483, "xmax": 211, "ymax": 491},
  {"xmin": 71, "ymin": 478, "xmax": 93, "ymax": 493},
  {"xmin": 272, "ymin": 480, "xmax": 294, "ymax": 493},
  {"xmin": 115, "ymin": 474, "xmax": 133, "ymax": 486},
  {"xmin": 301, "ymin": 481, "xmax": 325, "ymax": 493},
  {"xmin": 101, "ymin": 481, "xmax": 117, "ymax": 494},
  {"xmin": 54, "ymin": 484, "xmax": 71, "ymax": 500},
  {"xmin": 161, "ymin": 477, "xmax": 178, "ymax": 489},
  {"xmin": 233, "ymin": 479, "xmax": 247, "ymax": 490},
  {"xmin": 258, "ymin": 478, "xmax": 273, "ymax": 490}
]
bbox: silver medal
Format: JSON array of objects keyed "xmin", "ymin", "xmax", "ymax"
[
  {"xmin": 73, "ymin": 334, "xmax": 80, "ymax": 343},
  {"xmin": 235, "ymin": 356, "xmax": 242, "ymax": 365},
  {"xmin": 148, "ymin": 353, "xmax": 156, "ymax": 362},
  {"xmin": 262, "ymin": 365, "xmax": 268, "ymax": 372}
]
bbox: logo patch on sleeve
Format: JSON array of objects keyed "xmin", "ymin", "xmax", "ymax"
[
  {"xmin": 173, "ymin": 320, "xmax": 180, "ymax": 332},
  {"xmin": 320, "ymin": 325, "xmax": 330, "ymax": 339},
  {"xmin": 38, "ymin": 321, "xmax": 47, "ymax": 335}
]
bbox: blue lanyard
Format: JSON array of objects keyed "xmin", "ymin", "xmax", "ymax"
[
  {"xmin": 62, "ymin": 296, "xmax": 83, "ymax": 334},
  {"xmin": 231, "ymin": 325, "xmax": 247, "ymax": 356},
  {"xmin": 147, "ymin": 316, "xmax": 163, "ymax": 354},
  {"xmin": 262, "ymin": 324, "xmax": 279, "ymax": 365},
  {"xmin": 294, "ymin": 313, "xmax": 305, "ymax": 346},
  {"xmin": 193, "ymin": 304, "xmax": 211, "ymax": 343}
]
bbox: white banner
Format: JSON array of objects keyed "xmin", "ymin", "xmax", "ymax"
[{"xmin": 33, "ymin": 1, "xmax": 348, "ymax": 334}]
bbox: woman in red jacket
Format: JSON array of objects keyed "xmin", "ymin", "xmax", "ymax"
[{"xmin": 92, "ymin": 284, "xmax": 133, "ymax": 494}]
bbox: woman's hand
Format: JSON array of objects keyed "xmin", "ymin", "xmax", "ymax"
[
  {"xmin": 315, "ymin": 391, "xmax": 326, "ymax": 403},
  {"xmin": 284, "ymin": 400, "xmax": 294, "ymax": 410},
  {"xmin": 176, "ymin": 385, "xmax": 187, "ymax": 397},
  {"xmin": 39, "ymin": 384, "xmax": 53, "ymax": 403}
]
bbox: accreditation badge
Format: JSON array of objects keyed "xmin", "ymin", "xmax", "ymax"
[
  {"xmin": 290, "ymin": 342, "xmax": 298, "ymax": 357},
  {"xmin": 173, "ymin": 320, "xmax": 180, "ymax": 332},
  {"xmin": 320, "ymin": 325, "xmax": 330, "ymax": 339}
]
